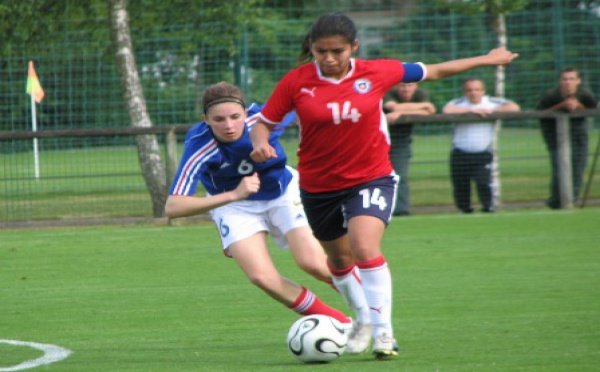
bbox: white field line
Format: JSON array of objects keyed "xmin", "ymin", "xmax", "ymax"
[{"xmin": 0, "ymin": 340, "xmax": 72, "ymax": 371}]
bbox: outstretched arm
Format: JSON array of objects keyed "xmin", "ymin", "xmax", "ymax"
[
  {"xmin": 425, "ymin": 48, "xmax": 519, "ymax": 81},
  {"xmin": 165, "ymin": 173, "xmax": 260, "ymax": 218}
]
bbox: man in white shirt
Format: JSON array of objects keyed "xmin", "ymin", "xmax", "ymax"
[{"xmin": 443, "ymin": 78, "xmax": 520, "ymax": 213}]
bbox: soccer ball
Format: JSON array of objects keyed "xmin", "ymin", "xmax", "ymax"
[{"xmin": 286, "ymin": 315, "xmax": 348, "ymax": 363}]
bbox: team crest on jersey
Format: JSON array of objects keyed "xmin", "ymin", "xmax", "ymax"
[{"xmin": 354, "ymin": 79, "xmax": 372, "ymax": 94}]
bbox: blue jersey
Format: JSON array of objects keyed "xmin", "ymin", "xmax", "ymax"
[{"xmin": 170, "ymin": 103, "xmax": 294, "ymax": 201}]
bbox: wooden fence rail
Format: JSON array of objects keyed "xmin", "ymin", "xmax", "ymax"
[{"xmin": 2, "ymin": 109, "xmax": 599, "ymax": 210}]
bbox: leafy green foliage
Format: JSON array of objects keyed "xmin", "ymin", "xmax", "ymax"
[{"xmin": 434, "ymin": 0, "xmax": 529, "ymax": 15}]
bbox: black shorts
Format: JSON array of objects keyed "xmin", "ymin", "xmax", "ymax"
[{"xmin": 300, "ymin": 175, "xmax": 397, "ymax": 241}]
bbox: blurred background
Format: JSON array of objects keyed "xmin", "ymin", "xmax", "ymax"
[{"xmin": 1, "ymin": 0, "xmax": 599, "ymax": 225}]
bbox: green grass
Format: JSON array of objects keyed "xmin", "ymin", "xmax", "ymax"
[{"xmin": 1, "ymin": 208, "xmax": 599, "ymax": 371}]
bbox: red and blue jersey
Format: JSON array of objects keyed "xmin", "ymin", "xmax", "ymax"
[
  {"xmin": 170, "ymin": 103, "xmax": 294, "ymax": 200},
  {"xmin": 260, "ymin": 59, "xmax": 425, "ymax": 192}
]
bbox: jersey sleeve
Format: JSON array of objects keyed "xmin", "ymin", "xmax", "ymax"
[
  {"xmin": 169, "ymin": 125, "xmax": 218, "ymax": 196},
  {"xmin": 246, "ymin": 102, "xmax": 263, "ymax": 117},
  {"xmin": 401, "ymin": 62, "xmax": 426, "ymax": 82},
  {"xmin": 260, "ymin": 71, "xmax": 297, "ymax": 125}
]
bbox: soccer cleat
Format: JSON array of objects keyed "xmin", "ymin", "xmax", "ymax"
[
  {"xmin": 345, "ymin": 322, "xmax": 373, "ymax": 354},
  {"xmin": 372, "ymin": 332, "xmax": 399, "ymax": 359}
]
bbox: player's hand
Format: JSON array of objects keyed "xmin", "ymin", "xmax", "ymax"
[
  {"xmin": 250, "ymin": 143, "xmax": 277, "ymax": 163},
  {"xmin": 233, "ymin": 173, "xmax": 260, "ymax": 200},
  {"xmin": 486, "ymin": 47, "xmax": 519, "ymax": 66}
]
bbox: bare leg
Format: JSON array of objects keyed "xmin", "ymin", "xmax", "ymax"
[
  {"xmin": 229, "ymin": 231, "xmax": 349, "ymax": 323},
  {"xmin": 229, "ymin": 232, "xmax": 300, "ymax": 304},
  {"xmin": 286, "ymin": 226, "xmax": 331, "ymax": 284},
  {"xmin": 288, "ymin": 226, "xmax": 369, "ymax": 323}
]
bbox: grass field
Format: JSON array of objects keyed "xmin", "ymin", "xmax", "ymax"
[{"xmin": 1, "ymin": 208, "xmax": 599, "ymax": 371}]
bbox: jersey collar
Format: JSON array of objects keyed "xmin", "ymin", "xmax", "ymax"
[{"xmin": 314, "ymin": 58, "xmax": 355, "ymax": 84}]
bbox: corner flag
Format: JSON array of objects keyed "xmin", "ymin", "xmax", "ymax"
[
  {"xmin": 26, "ymin": 61, "xmax": 45, "ymax": 103},
  {"xmin": 26, "ymin": 61, "xmax": 45, "ymax": 179}
]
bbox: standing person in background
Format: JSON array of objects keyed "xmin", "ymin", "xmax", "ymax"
[
  {"xmin": 537, "ymin": 67, "xmax": 598, "ymax": 209},
  {"xmin": 443, "ymin": 78, "xmax": 520, "ymax": 214},
  {"xmin": 166, "ymin": 82, "xmax": 371, "ymax": 333},
  {"xmin": 249, "ymin": 12, "xmax": 518, "ymax": 359},
  {"xmin": 383, "ymin": 82, "xmax": 436, "ymax": 216}
]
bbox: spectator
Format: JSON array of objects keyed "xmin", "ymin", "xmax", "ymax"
[
  {"xmin": 537, "ymin": 67, "xmax": 598, "ymax": 209},
  {"xmin": 383, "ymin": 82, "xmax": 436, "ymax": 216},
  {"xmin": 443, "ymin": 78, "xmax": 520, "ymax": 213}
]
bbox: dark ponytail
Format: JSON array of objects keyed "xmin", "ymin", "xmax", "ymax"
[{"xmin": 298, "ymin": 34, "xmax": 312, "ymax": 63}]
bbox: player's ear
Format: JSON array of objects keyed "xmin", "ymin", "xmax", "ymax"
[{"xmin": 351, "ymin": 39, "xmax": 360, "ymax": 54}]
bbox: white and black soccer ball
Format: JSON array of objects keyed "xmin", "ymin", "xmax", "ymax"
[{"xmin": 286, "ymin": 315, "xmax": 348, "ymax": 363}]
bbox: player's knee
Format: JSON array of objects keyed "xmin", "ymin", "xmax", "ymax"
[{"xmin": 246, "ymin": 272, "xmax": 278, "ymax": 290}]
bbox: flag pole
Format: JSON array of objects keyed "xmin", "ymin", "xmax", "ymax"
[
  {"xmin": 26, "ymin": 60, "xmax": 45, "ymax": 180},
  {"xmin": 30, "ymin": 93, "xmax": 40, "ymax": 180}
]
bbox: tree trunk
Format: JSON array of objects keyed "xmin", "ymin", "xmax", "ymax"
[
  {"xmin": 108, "ymin": 0, "xmax": 167, "ymax": 217},
  {"xmin": 492, "ymin": 13, "xmax": 507, "ymax": 210}
]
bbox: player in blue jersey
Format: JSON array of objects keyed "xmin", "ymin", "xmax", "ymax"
[{"xmin": 165, "ymin": 82, "xmax": 370, "ymax": 330}]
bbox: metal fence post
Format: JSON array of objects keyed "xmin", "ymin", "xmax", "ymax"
[{"xmin": 556, "ymin": 114, "xmax": 573, "ymax": 209}]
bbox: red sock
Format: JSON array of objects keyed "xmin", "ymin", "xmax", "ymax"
[
  {"xmin": 327, "ymin": 262, "xmax": 355, "ymax": 277},
  {"xmin": 288, "ymin": 287, "xmax": 350, "ymax": 324},
  {"xmin": 329, "ymin": 263, "xmax": 363, "ymax": 283},
  {"xmin": 355, "ymin": 254, "xmax": 387, "ymax": 270}
]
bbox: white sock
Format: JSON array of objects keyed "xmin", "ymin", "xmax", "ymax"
[
  {"xmin": 357, "ymin": 256, "xmax": 393, "ymax": 338},
  {"xmin": 331, "ymin": 266, "xmax": 370, "ymax": 325}
]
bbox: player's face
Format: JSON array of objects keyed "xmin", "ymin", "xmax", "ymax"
[
  {"xmin": 559, "ymin": 71, "xmax": 581, "ymax": 96},
  {"xmin": 311, "ymin": 36, "xmax": 359, "ymax": 80},
  {"xmin": 463, "ymin": 80, "xmax": 485, "ymax": 104},
  {"xmin": 204, "ymin": 102, "xmax": 247, "ymax": 143}
]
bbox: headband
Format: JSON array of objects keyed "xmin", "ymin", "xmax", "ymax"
[{"xmin": 203, "ymin": 97, "xmax": 245, "ymax": 114}]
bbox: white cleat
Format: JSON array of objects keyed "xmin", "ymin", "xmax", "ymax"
[
  {"xmin": 372, "ymin": 332, "xmax": 399, "ymax": 359},
  {"xmin": 345, "ymin": 322, "xmax": 373, "ymax": 354}
]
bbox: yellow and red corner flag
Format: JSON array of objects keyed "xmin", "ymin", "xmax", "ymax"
[{"xmin": 26, "ymin": 61, "xmax": 45, "ymax": 103}]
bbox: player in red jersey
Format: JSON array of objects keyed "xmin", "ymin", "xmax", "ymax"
[{"xmin": 250, "ymin": 12, "xmax": 518, "ymax": 359}]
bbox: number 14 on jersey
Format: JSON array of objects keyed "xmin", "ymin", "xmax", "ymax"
[{"xmin": 327, "ymin": 101, "xmax": 362, "ymax": 124}]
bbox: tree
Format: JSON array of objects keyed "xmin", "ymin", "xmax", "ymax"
[{"xmin": 108, "ymin": 0, "xmax": 167, "ymax": 217}]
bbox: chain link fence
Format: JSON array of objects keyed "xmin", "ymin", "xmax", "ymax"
[{"xmin": 1, "ymin": 1, "xmax": 599, "ymax": 225}]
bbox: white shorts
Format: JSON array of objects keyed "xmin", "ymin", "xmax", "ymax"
[{"xmin": 209, "ymin": 167, "xmax": 309, "ymax": 255}]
